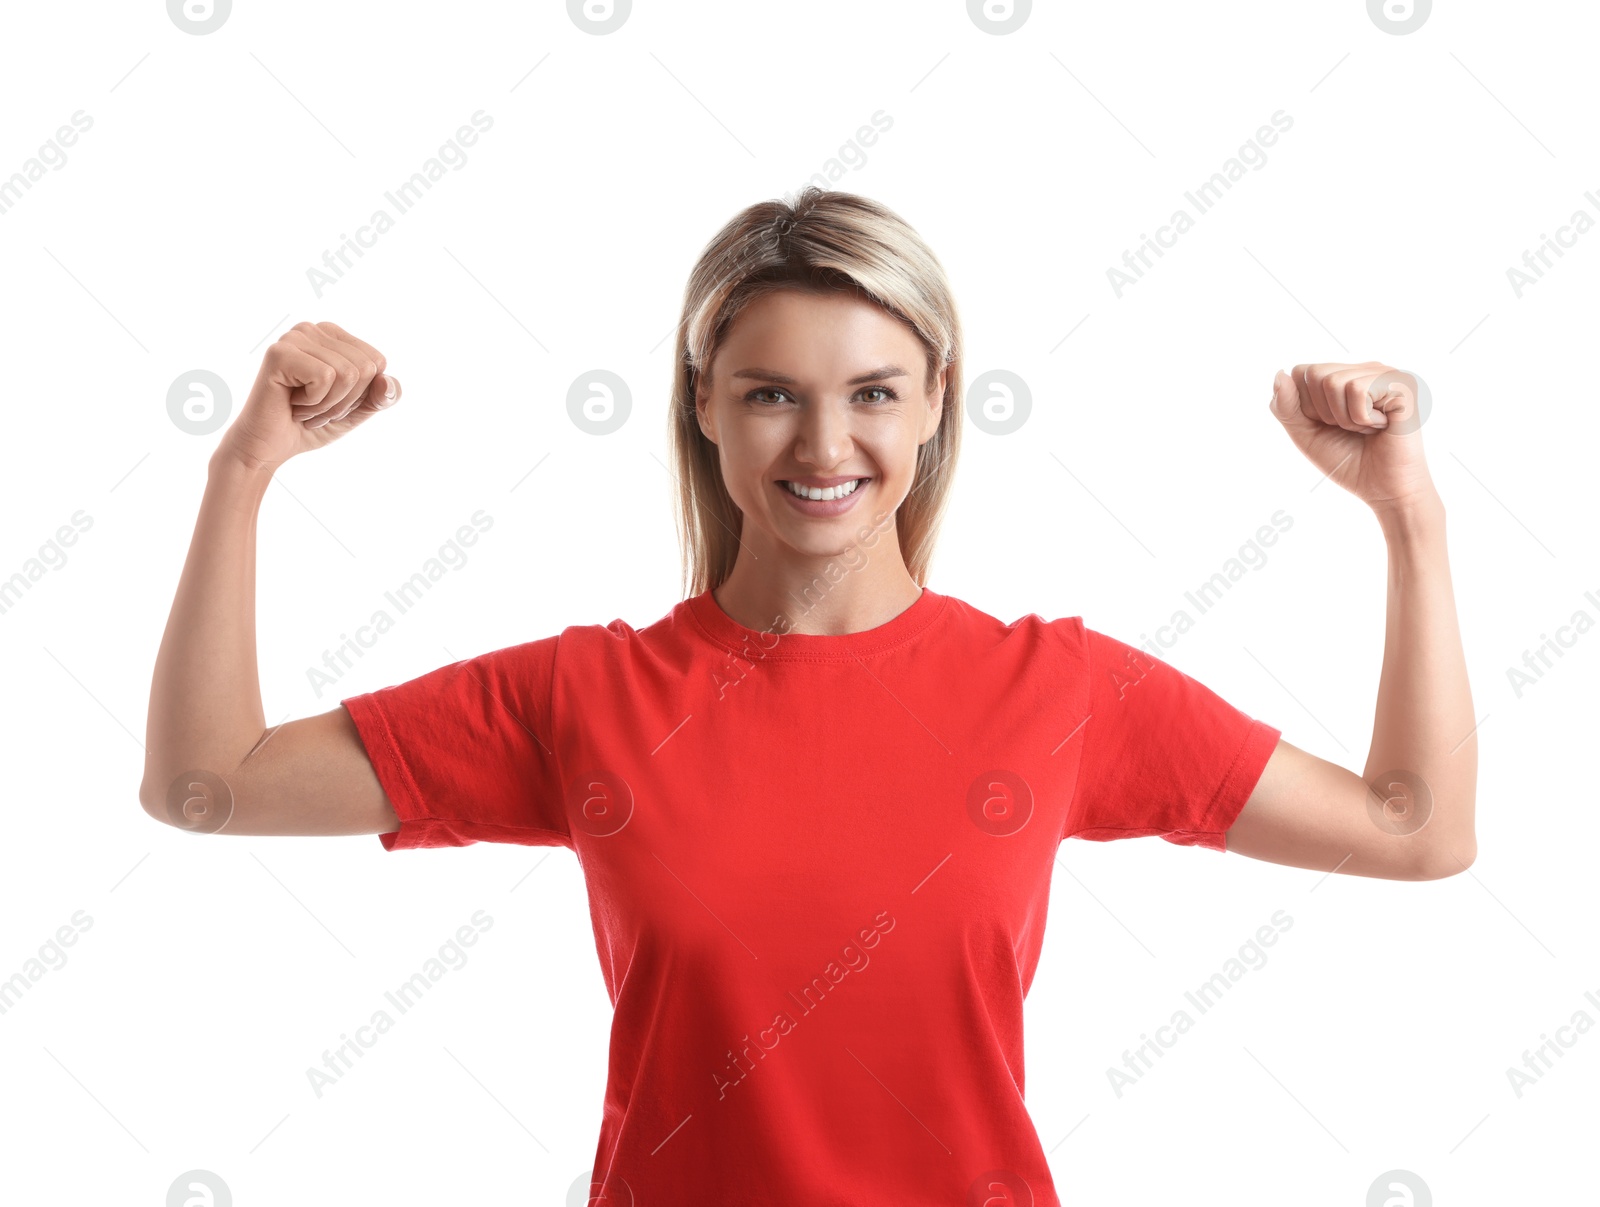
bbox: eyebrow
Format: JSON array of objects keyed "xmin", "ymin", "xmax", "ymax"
[{"xmin": 728, "ymin": 364, "xmax": 910, "ymax": 387}]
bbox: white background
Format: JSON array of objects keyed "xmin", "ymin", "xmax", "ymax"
[{"xmin": 0, "ymin": 0, "xmax": 1593, "ymax": 1203}]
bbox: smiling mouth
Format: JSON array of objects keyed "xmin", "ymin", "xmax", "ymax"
[{"xmin": 778, "ymin": 477, "xmax": 869, "ymax": 501}]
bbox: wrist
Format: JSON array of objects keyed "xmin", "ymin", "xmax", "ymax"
[
  {"xmin": 1373, "ymin": 488, "xmax": 1444, "ymax": 538},
  {"xmin": 208, "ymin": 442, "xmax": 280, "ymax": 494},
  {"xmin": 209, "ymin": 436, "xmax": 282, "ymax": 478}
]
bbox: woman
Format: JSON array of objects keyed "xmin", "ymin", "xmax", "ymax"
[{"xmin": 140, "ymin": 187, "xmax": 1477, "ymax": 1206}]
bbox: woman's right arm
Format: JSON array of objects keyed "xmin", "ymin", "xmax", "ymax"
[{"xmin": 138, "ymin": 321, "xmax": 405, "ymax": 836}]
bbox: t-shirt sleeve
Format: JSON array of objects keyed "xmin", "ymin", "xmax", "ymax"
[
  {"xmin": 340, "ymin": 636, "xmax": 571, "ymax": 851},
  {"xmin": 1061, "ymin": 621, "xmax": 1282, "ymax": 853}
]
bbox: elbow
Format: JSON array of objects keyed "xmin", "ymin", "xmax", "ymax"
[
  {"xmin": 1410, "ymin": 839, "xmax": 1477, "ymax": 881},
  {"xmin": 138, "ymin": 778, "xmax": 173, "ymax": 827},
  {"xmin": 140, "ymin": 767, "xmax": 238, "ymax": 833}
]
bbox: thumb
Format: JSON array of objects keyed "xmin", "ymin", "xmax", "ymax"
[
  {"xmin": 342, "ymin": 372, "xmax": 402, "ymax": 423},
  {"xmin": 373, "ymin": 373, "xmax": 402, "ymax": 409}
]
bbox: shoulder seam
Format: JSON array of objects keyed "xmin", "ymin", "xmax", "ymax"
[
  {"xmin": 1055, "ymin": 617, "xmax": 1090, "ymax": 844},
  {"xmin": 550, "ymin": 629, "xmax": 571, "ymax": 843}
]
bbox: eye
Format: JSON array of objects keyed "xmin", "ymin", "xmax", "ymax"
[{"xmin": 743, "ymin": 385, "xmax": 902, "ymax": 405}]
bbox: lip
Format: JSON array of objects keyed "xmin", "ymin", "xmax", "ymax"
[
  {"xmin": 775, "ymin": 475, "xmax": 869, "ymax": 518},
  {"xmin": 778, "ymin": 474, "xmax": 868, "ymax": 488}
]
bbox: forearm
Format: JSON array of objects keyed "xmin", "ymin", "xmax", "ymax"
[
  {"xmin": 139, "ymin": 449, "xmax": 275, "ymax": 810},
  {"xmin": 1364, "ymin": 490, "xmax": 1478, "ymax": 872}
]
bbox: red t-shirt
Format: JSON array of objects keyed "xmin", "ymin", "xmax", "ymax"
[{"xmin": 341, "ymin": 586, "xmax": 1280, "ymax": 1206}]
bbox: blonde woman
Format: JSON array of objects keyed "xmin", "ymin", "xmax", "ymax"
[{"xmin": 141, "ymin": 187, "xmax": 1477, "ymax": 1206}]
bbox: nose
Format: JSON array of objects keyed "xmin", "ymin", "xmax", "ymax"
[{"xmin": 793, "ymin": 396, "xmax": 854, "ymax": 469}]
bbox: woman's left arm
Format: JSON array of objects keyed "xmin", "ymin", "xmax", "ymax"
[{"xmin": 1225, "ymin": 363, "xmax": 1478, "ymax": 882}]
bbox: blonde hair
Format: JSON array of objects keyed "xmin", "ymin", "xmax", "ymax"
[{"xmin": 668, "ymin": 187, "xmax": 965, "ymax": 599}]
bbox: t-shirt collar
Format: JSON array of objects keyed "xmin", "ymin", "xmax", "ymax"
[{"xmin": 685, "ymin": 583, "xmax": 948, "ymax": 661}]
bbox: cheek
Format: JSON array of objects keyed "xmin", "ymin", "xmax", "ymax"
[
  {"xmin": 716, "ymin": 426, "xmax": 778, "ymax": 501},
  {"xmin": 872, "ymin": 426, "xmax": 922, "ymax": 477}
]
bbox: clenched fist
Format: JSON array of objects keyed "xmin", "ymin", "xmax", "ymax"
[
  {"xmin": 217, "ymin": 321, "xmax": 401, "ymax": 472},
  {"xmin": 1269, "ymin": 361, "xmax": 1437, "ymax": 514}
]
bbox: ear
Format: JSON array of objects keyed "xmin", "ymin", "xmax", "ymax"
[
  {"xmin": 693, "ymin": 372, "xmax": 717, "ymax": 445},
  {"xmin": 921, "ymin": 363, "xmax": 947, "ymax": 442}
]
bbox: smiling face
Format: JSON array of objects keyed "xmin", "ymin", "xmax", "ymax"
[{"xmin": 694, "ymin": 287, "xmax": 946, "ymax": 563}]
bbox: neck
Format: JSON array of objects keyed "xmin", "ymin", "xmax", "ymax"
[{"xmin": 712, "ymin": 555, "xmax": 923, "ymax": 637}]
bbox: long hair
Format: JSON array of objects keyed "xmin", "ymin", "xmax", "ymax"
[{"xmin": 668, "ymin": 187, "xmax": 965, "ymax": 599}]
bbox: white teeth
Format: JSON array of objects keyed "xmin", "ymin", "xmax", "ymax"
[{"xmin": 784, "ymin": 478, "xmax": 863, "ymax": 501}]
